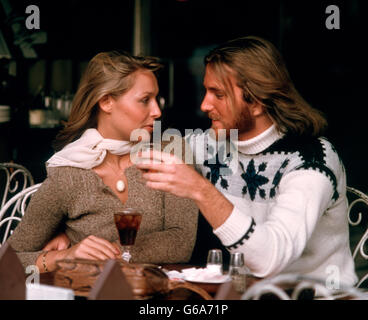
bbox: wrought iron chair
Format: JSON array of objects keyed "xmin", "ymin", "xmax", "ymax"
[
  {"xmin": 0, "ymin": 162, "xmax": 34, "ymax": 210},
  {"xmin": 347, "ymin": 186, "xmax": 368, "ymax": 288},
  {"xmin": 241, "ymin": 273, "xmax": 368, "ymax": 300},
  {"xmin": 0, "ymin": 183, "xmax": 41, "ymax": 245}
]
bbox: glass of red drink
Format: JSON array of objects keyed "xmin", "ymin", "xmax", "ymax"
[{"xmin": 114, "ymin": 208, "xmax": 142, "ymax": 262}]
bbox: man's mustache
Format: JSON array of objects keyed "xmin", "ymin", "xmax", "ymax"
[{"xmin": 208, "ymin": 113, "xmax": 221, "ymax": 121}]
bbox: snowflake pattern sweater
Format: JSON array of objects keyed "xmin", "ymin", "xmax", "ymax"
[{"xmin": 186, "ymin": 125, "xmax": 357, "ymax": 286}]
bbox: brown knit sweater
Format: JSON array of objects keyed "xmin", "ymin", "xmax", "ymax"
[{"xmin": 8, "ymin": 165, "xmax": 198, "ymax": 270}]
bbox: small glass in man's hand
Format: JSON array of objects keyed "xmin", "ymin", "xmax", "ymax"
[
  {"xmin": 130, "ymin": 142, "xmax": 162, "ymax": 173},
  {"xmin": 114, "ymin": 208, "xmax": 142, "ymax": 262}
]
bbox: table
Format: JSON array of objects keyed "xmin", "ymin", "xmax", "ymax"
[
  {"xmin": 39, "ymin": 263, "xmax": 367, "ymax": 300},
  {"xmin": 39, "ymin": 263, "xmax": 257, "ymax": 300},
  {"xmin": 162, "ymin": 264, "xmax": 260, "ymax": 297}
]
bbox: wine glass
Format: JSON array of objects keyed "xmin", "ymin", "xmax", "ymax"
[
  {"xmin": 130, "ymin": 142, "xmax": 162, "ymax": 171},
  {"xmin": 114, "ymin": 208, "xmax": 142, "ymax": 263}
]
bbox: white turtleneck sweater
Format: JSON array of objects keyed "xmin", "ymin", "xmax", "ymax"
[{"xmin": 186, "ymin": 125, "xmax": 357, "ymax": 287}]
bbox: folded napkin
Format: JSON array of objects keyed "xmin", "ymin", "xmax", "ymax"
[{"xmin": 165, "ymin": 267, "xmax": 231, "ymax": 283}]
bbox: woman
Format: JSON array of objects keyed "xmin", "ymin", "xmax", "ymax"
[{"xmin": 8, "ymin": 51, "xmax": 198, "ymax": 272}]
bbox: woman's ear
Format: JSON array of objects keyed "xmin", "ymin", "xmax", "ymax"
[{"xmin": 98, "ymin": 95, "xmax": 113, "ymax": 113}]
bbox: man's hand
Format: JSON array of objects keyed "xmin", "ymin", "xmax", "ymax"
[
  {"xmin": 43, "ymin": 233, "xmax": 71, "ymax": 251},
  {"xmin": 136, "ymin": 151, "xmax": 234, "ymax": 229},
  {"xmin": 136, "ymin": 151, "xmax": 205, "ymax": 201}
]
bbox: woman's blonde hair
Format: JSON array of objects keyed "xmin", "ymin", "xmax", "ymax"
[
  {"xmin": 204, "ymin": 36, "xmax": 327, "ymax": 137},
  {"xmin": 53, "ymin": 51, "xmax": 162, "ymax": 151}
]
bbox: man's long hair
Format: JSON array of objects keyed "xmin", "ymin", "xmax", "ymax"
[{"xmin": 204, "ymin": 36, "xmax": 327, "ymax": 137}]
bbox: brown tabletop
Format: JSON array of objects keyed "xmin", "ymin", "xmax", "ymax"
[
  {"xmin": 39, "ymin": 263, "xmax": 257, "ymax": 300},
  {"xmin": 40, "ymin": 263, "xmax": 360, "ymax": 300}
]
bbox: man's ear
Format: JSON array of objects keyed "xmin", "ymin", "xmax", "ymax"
[
  {"xmin": 249, "ymin": 100, "xmax": 265, "ymax": 117},
  {"xmin": 98, "ymin": 95, "xmax": 113, "ymax": 113}
]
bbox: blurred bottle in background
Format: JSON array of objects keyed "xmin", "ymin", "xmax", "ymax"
[{"xmin": 0, "ymin": 59, "xmax": 15, "ymax": 161}]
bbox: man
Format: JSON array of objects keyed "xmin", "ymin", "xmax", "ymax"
[{"xmin": 137, "ymin": 36, "xmax": 357, "ymax": 286}]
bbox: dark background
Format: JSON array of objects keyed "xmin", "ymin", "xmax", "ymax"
[
  {"xmin": 1, "ymin": 0, "xmax": 366, "ymax": 189},
  {"xmin": 0, "ymin": 0, "xmax": 367, "ymax": 268}
]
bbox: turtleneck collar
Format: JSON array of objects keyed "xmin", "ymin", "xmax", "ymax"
[{"xmin": 235, "ymin": 124, "xmax": 283, "ymax": 155}]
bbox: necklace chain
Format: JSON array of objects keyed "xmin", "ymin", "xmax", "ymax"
[
  {"xmin": 104, "ymin": 160, "xmax": 124, "ymax": 178},
  {"xmin": 104, "ymin": 159, "xmax": 125, "ymax": 192}
]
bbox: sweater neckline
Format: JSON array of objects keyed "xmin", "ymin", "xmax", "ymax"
[
  {"xmin": 235, "ymin": 124, "xmax": 283, "ymax": 155},
  {"xmin": 83, "ymin": 165, "xmax": 139, "ymax": 207}
]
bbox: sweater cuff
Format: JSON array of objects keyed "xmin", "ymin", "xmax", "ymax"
[
  {"xmin": 213, "ymin": 206, "xmax": 254, "ymax": 247},
  {"xmin": 15, "ymin": 250, "xmax": 44, "ymax": 271}
]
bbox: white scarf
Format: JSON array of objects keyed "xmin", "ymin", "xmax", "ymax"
[{"xmin": 46, "ymin": 128, "xmax": 133, "ymax": 169}]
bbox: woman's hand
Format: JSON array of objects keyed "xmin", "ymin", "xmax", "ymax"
[
  {"xmin": 43, "ymin": 233, "xmax": 71, "ymax": 251},
  {"xmin": 37, "ymin": 235, "xmax": 122, "ymax": 273},
  {"xmin": 62, "ymin": 235, "xmax": 121, "ymax": 260},
  {"xmin": 136, "ymin": 151, "xmax": 206, "ymax": 201}
]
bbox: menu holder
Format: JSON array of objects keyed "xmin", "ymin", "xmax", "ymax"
[
  {"xmin": 0, "ymin": 242, "xmax": 26, "ymax": 300},
  {"xmin": 215, "ymin": 281, "xmax": 243, "ymax": 300},
  {"xmin": 88, "ymin": 259, "xmax": 134, "ymax": 300}
]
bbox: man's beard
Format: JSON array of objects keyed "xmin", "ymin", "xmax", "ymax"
[
  {"xmin": 210, "ymin": 104, "xmax": 255, "ymax": 138},
  {"xmin": 234, "ymin": 103, "xmax": 255, "ymax": 136}
]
